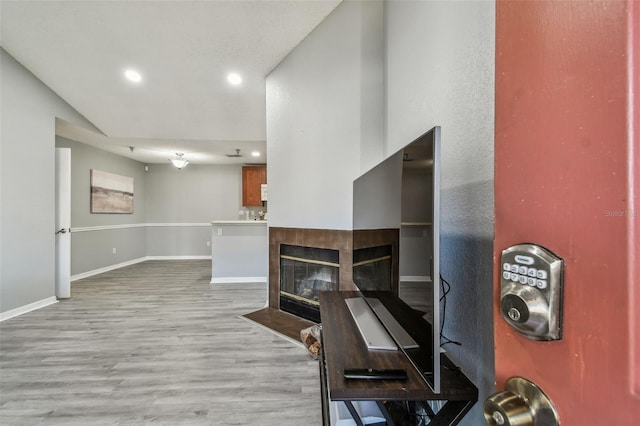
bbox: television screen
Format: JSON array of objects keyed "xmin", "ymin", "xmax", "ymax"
[{"xmin": 352, "ymin": 126, "xmax": 441, "ymax": 393}]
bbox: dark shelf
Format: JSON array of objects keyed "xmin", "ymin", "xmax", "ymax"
[{"xmin": 319, "ymin": 291, "xmax": 477, "ymax": 425}]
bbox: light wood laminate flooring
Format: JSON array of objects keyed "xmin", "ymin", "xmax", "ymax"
[{"xmin": 0, "ymin": 260, "xmax": 321, "ymax": 425}]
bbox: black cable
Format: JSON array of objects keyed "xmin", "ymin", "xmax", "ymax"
[
  {"xmin": 439, "ymin": 275, "xmax": 462, "ymax": 347},
  {"xmin": 439, "ymin": 275, "xmax": 451, "ymax": 301}
]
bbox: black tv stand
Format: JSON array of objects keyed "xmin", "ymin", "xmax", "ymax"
[{"xmin": 319, "ymin": 291, "xmax": 477, "ymax": 426}]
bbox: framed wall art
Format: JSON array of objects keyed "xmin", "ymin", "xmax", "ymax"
[{"xmin": 90, "ymin": 169, "xmax": 134, "ymax": 214}]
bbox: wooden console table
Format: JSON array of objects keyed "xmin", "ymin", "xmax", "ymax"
[{"xmin": 319, "ymin": 291, "xmax": 478, "ymax": 426}]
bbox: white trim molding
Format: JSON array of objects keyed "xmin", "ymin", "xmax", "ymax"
[
  {"xmin": 71, "ymin": 224, "xmax": 144, "ymax": 232},
  {"xmin": 71, "ymin": 222, "xmax": 211, "ymax": 232},
  {"xmin": 0, "ymin": 297, "xmax": 58, "ymax": 322},
  {"xmin": 211, "ymin": 277, "xmax": 268, "ymax": 284},
  {"xmin": 147, "ymin": 256, "xmax": 211, "ymax": 260},
  {"xmin": 146, "ymin": 223, "xmax": 211, "ymax": 227},
  {"xmin": 210, "ymin": 220, "xmax": 267, "ymax": 225}
]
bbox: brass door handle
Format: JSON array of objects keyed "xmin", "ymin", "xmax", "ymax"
[{"xmin": 484, "ymin": 377, "xmax": 559, "ymax": 426}]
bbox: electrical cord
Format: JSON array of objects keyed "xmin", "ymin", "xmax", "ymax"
[{"xmin": 439, "ymin": 275, "xmax": 462, "ymax": 348}]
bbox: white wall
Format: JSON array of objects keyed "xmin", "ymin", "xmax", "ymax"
[
  {"xmin": 385, "ymin": 1, "xmax": 495, "ymax": 423},
  {"xmin": 0, "ymin": 49, "xmax": 101, "ymax": 313},
  {"xmin": 266, "ymin": 0, "xmax": 384, "ymax": 230},
  {"xmin": 385, "ymin": 1, "xmax": 494, "ymax": 193}
]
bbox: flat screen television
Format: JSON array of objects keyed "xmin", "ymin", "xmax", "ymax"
[{"xmin": 352, "ymin": 126, "xmax": 441, "ymax": 393}]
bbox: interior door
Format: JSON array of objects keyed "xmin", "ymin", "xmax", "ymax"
[
  {"xmin": 493, "ymin": 1, "xmax": 639, "ymax": 425},
  {"xmin": 55, "ymin": 147, "xmax": 71, "ymax": 299}
]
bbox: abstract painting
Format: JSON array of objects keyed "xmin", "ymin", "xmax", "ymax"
[{"xmin": 90, "ymin": 169, "xmax": 134, "ymax": 213}]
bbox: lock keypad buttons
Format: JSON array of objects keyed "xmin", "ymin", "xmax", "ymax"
[{"xmin": 502, "ymin": 262, "xmax": 548, "ymax": 290}]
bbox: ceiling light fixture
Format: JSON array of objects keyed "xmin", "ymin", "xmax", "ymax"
[
  {"xmin": 124, "ymin": 69, "xmax": 142, "ymax": 83},
  {"xmin": 170, "ymin": 153, "xmax": 189, "ymax": 169},
  {"xmin": 227, "ymin": 72, "xmax": 242, "ymax": 86},
  {"xmin": 251, "ymin": 151, "xmax": 261, "ymax": 157}
]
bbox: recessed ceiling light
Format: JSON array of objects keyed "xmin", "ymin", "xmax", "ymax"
[
  {"xmin": 124, "ymin": 69, "xmax": 142, "ymax": 83},
  {"xmin": 227, "ymin": 72, "xmax": 242, "ymax": 86},
  {"xmin": 251, "ymin": 151, "xmax": 261, "ymax": 157}
]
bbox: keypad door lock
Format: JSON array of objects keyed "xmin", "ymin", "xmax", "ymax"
[{"xmin": 500, "ymin": 243, "xmax": 564, "ymax": 340}]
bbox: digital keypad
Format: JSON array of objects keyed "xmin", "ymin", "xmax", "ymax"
[{"xmin": 502, "ymin": 261, "xmax": 548, "ymax": 289}]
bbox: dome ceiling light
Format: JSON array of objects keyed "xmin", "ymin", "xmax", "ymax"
[{"xmin": 170, "ymin": 153, "xmax": 189, "ymax": 169}]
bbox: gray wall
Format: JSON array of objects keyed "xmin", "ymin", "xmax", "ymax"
[
  {"xmin": 55, "ymin": 137, "xmax": 148, "ymax": 274},
  {"xmin": 146, "ymin": 163, "xmax": 241, "ymax": 222},
  {"xmin": 0, "ymin": 49, "xmax": 101, "ymax": 313},
  {"xmin": 55, "ymin": 137, "xmax": 245, "ymax": 272},
  {"xmin": 385, "ymin": 1, "xmax": 496, "ymax": 423},
  {"xmin": 56, "ymin": 137, "xmax": 148, "ymax": 228},
  {"xmin": 145, "ymin": 163, "xmax": 242, "ymax": 256},
  {"xmin": 211, "ymin": 224, "xmax": 268, "ymax": 280},
  {"xmin": 266, "ymin": 1, "xmax": 495, "ymax": 423}
]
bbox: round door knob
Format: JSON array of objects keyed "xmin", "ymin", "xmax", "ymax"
[
  {"xmin": 484, "ymin": 390, "xmax": 533, "ymax": 426},
  {"xmin": 483, "ymin": 377, "xmax": 559, "ymax": 426}
]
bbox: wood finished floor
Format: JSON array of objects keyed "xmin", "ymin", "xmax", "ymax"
[{"xmin": 0, "ymin": 260, "xmax": 321, "ymax": 426}]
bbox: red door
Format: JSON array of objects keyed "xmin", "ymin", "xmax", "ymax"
[{"xmin": 494, "ymin": 1, "xmax": 639, "ymax": 424}]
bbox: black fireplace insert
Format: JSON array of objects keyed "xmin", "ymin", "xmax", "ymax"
[{"xmin": 279, "ymin": 244, "xmax": 339, "ymax": 322}]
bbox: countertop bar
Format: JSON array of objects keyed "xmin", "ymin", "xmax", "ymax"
[{"xmin": 210, "ymin": 220, "xmax": 268, "ymax": 282}]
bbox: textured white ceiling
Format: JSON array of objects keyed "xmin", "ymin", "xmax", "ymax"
[{"xmin": 1, "ymin": 0, "xmax": 341, "ymax": 164}]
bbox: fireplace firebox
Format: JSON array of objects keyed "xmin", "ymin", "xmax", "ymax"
[
  {"xmin": 352, "ymin": 245, "xmax": 392, "ymax": 291},
  {"xmin": 279, "ymin": 244, "xmax": 339, "ymax": 322}
]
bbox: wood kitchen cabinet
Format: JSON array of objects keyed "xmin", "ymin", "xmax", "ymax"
[{"xmin": 242, "ymin": 165, "xmax": 266, "ymax": 206}]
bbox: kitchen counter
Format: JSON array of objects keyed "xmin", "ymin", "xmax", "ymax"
[{"xmin": 210, "ymin": 221, "xmax": 268, "ymax": 283}]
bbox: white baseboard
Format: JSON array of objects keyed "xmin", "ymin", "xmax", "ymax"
[
  {"xmin": 71, "ymin": 256, "xmax": 211, "ymax": 282},
  {"xmin": 211, "ymin": 277, "xmax": 267, "ymax": 284},
  {"xmin": 146, "ymin": 255, "xmax": 211, "ymax": 260},
  {"xmin": 71, "ymin": 257, "xmax": 148, "ymax": 281},
  {"xmin": 0, "ymin": 297, "xmax": 58, "ymax": 322},
  {"xmin": 400, "ymin": 275, "xmax": 432, "ymax": 282}
]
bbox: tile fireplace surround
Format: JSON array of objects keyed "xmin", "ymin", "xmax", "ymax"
[{"xmin": 268, "ymin": 227, "xmax": 399, "ymax": 319}]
